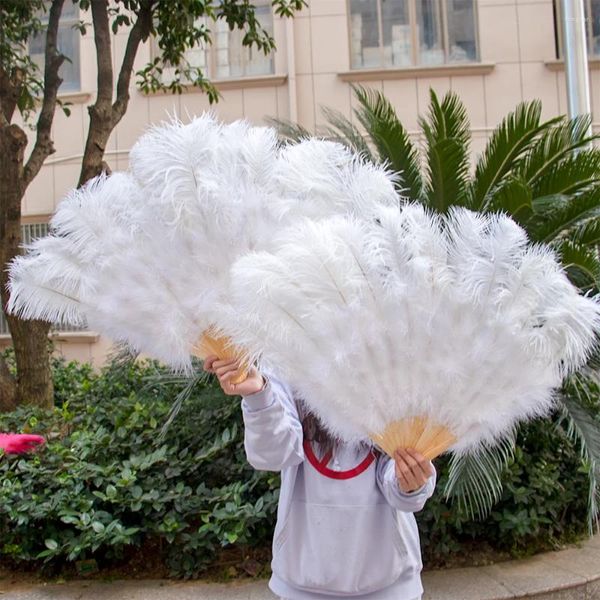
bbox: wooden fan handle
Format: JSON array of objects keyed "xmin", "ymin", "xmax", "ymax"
[{"xmin": 190, "ymin": 330, "xmax": 249, "ymax": 384}]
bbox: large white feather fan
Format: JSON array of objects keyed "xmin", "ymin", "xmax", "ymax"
[
  {"xmin": 7, "ymin": 114, "xmax": 398, "ymax": 372},
  {"xmin": 221, "ymin": 204, "xmax": 600, "ymax": 457}
]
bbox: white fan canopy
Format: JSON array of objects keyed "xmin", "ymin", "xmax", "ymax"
[
  {"xmin": 221, "ymin": 203, "xmax": 600, "ymax": 454},
  {"xmin": 9, "ymin": 112, "xmax": 599, "ymax": 456},
  {"xmin": 8, "ymin": 114, "xmax": 398, "ymax": 371}
]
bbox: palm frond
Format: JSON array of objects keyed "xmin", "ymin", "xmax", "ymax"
[
  {"xmin": 444, "ymin": 435, "xmax": 516, "ymax": 519},
  {"xmin": 530, "ymin": 193, "xmax": 570, "ymax": 214},
  {"xmin": 571, "ymin": 218, "xmax": 600, "ymax": 246},
  {"xmin": 485, "ymin": 175, "xmax": 533, "ymax": 223},
  {"xmin": 319, "ymin": 105, "xmax": 374, "ymax": 161},
  {"xmin": 265, "ymin": 116, "xmax": 312, "ymax": 143},
  {"xmin": 471, "ymin": 101, "xmax": 562, "ymax": 211},
  {"xmin": 140, "ymin": 366, "xmax": 209, "ymax": 439},
  {"xmin": 584, "ymin": 342, "xmax": 600, "ymax": 373},
  {"xmin": 420, "ymin": 90, "xmax": 471, "ymax": 212},
  {"xmin": 555, "ymin": 239, "xmax": 600, "ymax": 291},
  {"xmin": 352, "ymin": 84, "xmax": 423, "ymax": 200},
  {"xmin": 530, "ymin": 187, "xmax": 600, "ymax": 244},
  {"xmin": 530, "ymin": 149, "xmax": 600, "ymax": 198},
  {"xmin": 105, "ymin": 341, "xmax": 140, "ymax": 372},
  {"xmin": 517, "ymin": 115, "xmax": 598, "ymax": 188},
  {"xmin": 558, "ymin": 374, "xmax": 600, "ymax": 532}
]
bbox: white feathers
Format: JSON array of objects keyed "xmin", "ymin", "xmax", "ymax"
[
  {"xmin": 7, "ymin": 114, "xmax": 395, "ymax": 372},
  {"xmin": 7, "ymin": 111, "xmax": 599, "ymax": 455},
  {"xmin": 222, "ymin": 204, "xmax": 600, "ymax": 452}
]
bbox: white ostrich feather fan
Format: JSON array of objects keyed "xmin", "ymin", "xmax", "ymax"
[
  {"xmin": 8, "ymin": 114, "xmax": 398, "ymax": 373},
  {"xmin": 221, "ymin": 204, "xmax": 600, "ymax": 458}
]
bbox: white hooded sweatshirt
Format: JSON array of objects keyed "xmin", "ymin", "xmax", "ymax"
[{"xmin": 242, "ymin": 376, "xmax": 436, "ymax": 600}]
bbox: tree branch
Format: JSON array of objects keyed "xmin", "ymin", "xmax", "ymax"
[
  {"xmin": 91, "ymin": 0, "xmax": 114, "ymax": 107},
  {"xmin": 23, "ymin": 0, "xmax": 65, "ymax": 188},
  {"xmin": 111, "ymin": 1, "xmax": 154, "ymax": 124},
  {"xmin": 0, "ymin": 66, "xmax": 24, "ymax": 124}
]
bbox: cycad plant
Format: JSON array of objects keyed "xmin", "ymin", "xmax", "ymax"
[{"xmin": 270, "ymin": 87, "xmax": 600, "ymax": 528}]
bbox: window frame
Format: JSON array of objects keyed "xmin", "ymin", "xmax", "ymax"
[
  {"xmin": 29, "ymin": 1, "xmax": 82, "ymax": 93},
  {"xmin": 153, "ymin": 1, "xmax": 276, "ymax": 85},
  {"xmin": 554, "ymin": 0, "xmax": 600, "ymax": 59},
  {"xmin": 346, "ymin": 0, "xmax": 481, "ymax": 71}
]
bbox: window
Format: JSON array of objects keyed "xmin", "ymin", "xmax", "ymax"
[
  {"xmin": 161, "ymin": 0, "xmax": 274, "ymax": 82},
  {"xmin": 349, "ymin": 0, "xmax": 478, "ymax": 69},
  {"xmin": 0, "ymin": 224, "xmax": 87, "ymax": 335},
  {"xmin": 555, "ymin": 0, "xmax": 600, "ymax": 58},
  {"xmin": 30, "ymin": 2, "xmax": 81, "ymax": 92}
]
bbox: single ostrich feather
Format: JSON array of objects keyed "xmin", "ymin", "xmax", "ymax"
[{"xmin": 222, "ymin": 204, "xmax": 600, "ymax": 458}]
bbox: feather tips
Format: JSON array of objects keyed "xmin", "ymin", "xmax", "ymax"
[{"xmin": 223, "ymin": 204, "xmax": 600, "ymax": 451}]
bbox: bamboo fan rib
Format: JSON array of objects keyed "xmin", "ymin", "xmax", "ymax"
[{"xmin": 190, "ymin": 330, "xmax": 248, "ymax": 384}]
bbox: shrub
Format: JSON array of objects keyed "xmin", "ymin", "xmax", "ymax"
[
  {"xmin": 419, "ymin": 418, "xmax": 589, "ymax": 567},
  {"xmin": 0, "ymin": 356, "xmax": 278, "ymax": 578},
  {"xmin": 0, "ymin": 354, "xmax": 592, "ymax": 577}
]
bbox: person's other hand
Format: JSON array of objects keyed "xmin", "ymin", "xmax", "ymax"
[
  {"xmin": 203, "ymin": 355, "xmax": 265, "ymax": 396},
  {"xmin": 394, "ymin": 448, "xmax": 433, "ymax": 493},
  {"xmin": 0, "ymin": 433, "xmax": 45, "ymax": 455}
]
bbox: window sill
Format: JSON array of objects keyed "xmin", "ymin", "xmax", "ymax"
[
  {"xmin": 141, "ymin": 73, "xmax": 288, "ymax": 96},
  {"xmin": 57, "ymin": 91, "xmax": 92, "ymax": 104},
  {"xmin": 545, "ymin": 59, "xmax": 600, "ymax": 72},
  {"xmin": 214, "ymin": 73, "xmax": 287, "ymax": 91},
  {"xmin": 0, "ymin": 331, "xmax": 99, "ymax": 343},
  {"xmin": 48, "ymin": 331, "xmax": 99, "ymax": 343},
  {"xmin": 338, "ymin": 63, "xmax": 495, "ymax": 82}
]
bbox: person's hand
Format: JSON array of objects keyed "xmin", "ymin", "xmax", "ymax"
[
  {"xmin": 394, "ymin": 448, "xmax": 433, "ymax": 493},
  {"xmin": 203, "ymin": 355, "xmax": 265, "ymax": 396},
  {"xmin": 0, "ymin": 433, "xmax": 45, "ymax": 455}
]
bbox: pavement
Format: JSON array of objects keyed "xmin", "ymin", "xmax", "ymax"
[{"xmin": 0, "ymin": 536, "xmax": 598, "ymax": 600}]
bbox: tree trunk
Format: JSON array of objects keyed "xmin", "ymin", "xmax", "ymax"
[
  {"xmin": 0, "ymin": 124, "xmax": 53, "ymax": 410},
  {"xmin": 78, "ymin": 104, "xmax": 115, "ymax": 186},
  {"xmin": 7, "ymin": 316, "xmax": 53, "ymax": 409}
]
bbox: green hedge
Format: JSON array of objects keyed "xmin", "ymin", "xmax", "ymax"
[{"xmin": 0, "ymin": 355, "xmax": 591, "ymax": 578}]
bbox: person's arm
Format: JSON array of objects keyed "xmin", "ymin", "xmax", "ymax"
[
  {"xmin": 376, "ymin": 449, "xmax": 436, "ymax": 513},
  {"xmin": 205, "ymin": 357, "xmax": 304, "ymax": 472},
  {"xmin": 241, "ymin": 376, "xmax": 304, "ymax": 471}
]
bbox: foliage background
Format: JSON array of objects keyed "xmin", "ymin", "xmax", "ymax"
[{"xmin": 0, "ymin": 353, "xmax": 591, "ymax": 579}]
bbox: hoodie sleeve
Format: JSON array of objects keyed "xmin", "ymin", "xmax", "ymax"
[
  {"xmin": 376, "ymin": 455, "xmax": 436, "ymax": 513},
  {"xmin": 241, "ymin": 376, "xmax": 305, "ymax": 472}
]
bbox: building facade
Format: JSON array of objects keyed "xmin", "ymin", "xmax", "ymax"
[{"xmin": 5, "ymin": 0, "xmax": 600, "ymax": 365}]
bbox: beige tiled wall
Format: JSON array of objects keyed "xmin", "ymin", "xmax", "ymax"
[{"xmin": 17, "ymin": 0, "xmax": 599, "ymax": 365}]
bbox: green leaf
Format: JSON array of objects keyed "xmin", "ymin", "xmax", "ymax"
[
  {"xmin": 320, "ymin": 105, "xmax": 374, "ymax": 161},
  {"xmin": 571, "ymin": 218, "xmax": 600, "ymax": 246},
  {"xmin": 91, "ymin": 521, "xmax": 105, "ymax": 534},
  {"xmin": 418, "ymin": 90, "xmax": 471, "ymax": 212},
  {"xmin": 530, "ymin": 193, "xmax": 570, "ymax": 214},
  {"xmin": 471, "ymin": 101, "xmax": 562, "ymax": 210},
  {"xmin": 225, "ymin": 531, "xmax": 238, "ymax": 544},
  {"xmin": 517, "ymin": 114, "xmax": 598, "ymax": 189},
  {"xmin": 558, "ymin": 376, "xmax": 600, "ymax": 531},
  {"xmin": 265, "ymin": 117, "xmax": 312, "ymax": 143},
  {"xmin": 532, "ymin": 187, "xmax": 600, "ymax": 244},
  {"xmin": 444, "ymin": 435, "xmax": 516, "ymax": 519},
  {"xmin": 352, "ymin": 84, "xmax": 423, "ymax": 200},
  {"xmin": 486, "ymin": 175, "xmax": 533, "ymax": 222},
  {"xmin": 555, "ymin": 239, "xmax": 600, "ymax": 290},
  {"xmin": 530, "ymin": 149, "xmax": 600, "ymax": 198},
  {"xmin": 44, "ymin": 539, "xmax": 58, "ymax": 551}
]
